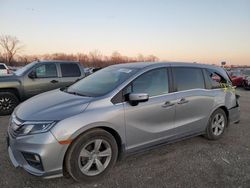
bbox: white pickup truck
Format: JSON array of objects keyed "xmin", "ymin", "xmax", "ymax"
[{"xmin": 0, "ymin": 63, "xmax": 10, "ymax": 76}]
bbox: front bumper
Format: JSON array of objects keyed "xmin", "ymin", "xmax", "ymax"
[{"xmin": 7, "ymin": 128, "xmax": 68, "ymax": 178}]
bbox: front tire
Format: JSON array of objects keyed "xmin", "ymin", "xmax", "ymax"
[
  {"xmin": 205, "ymin": 109, "xmax": 228, "ymax": 140},
  {"xmin": 65, "ymin": 128, "xmax": 118, "ymax": 182},
  {"xmin": 0, "ymin": 92, "xmax": 19, "ymax": 116}
]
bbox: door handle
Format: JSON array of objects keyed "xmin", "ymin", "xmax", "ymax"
[
  {"xmin": 177, "ymin": 98, "xmax": 189, "ymax": 104},
  {"xmin": 162, "ymin": 101, "xmax": 175, "ymax": 108},
  {"xmin": 50, "ymin": 80, "xmax": 59, "ymax": 84}
]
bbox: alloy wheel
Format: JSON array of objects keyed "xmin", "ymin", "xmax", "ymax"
[
  {"xmin": 78, "ymin": 139, "xmax": 112, "ymax": 176},
  {"xmin": 211, "ymin": 113, "xmax": 225, "ymax": 136},
  {"xmin": 0, "ymin": 97, "xmax": 15, "ymax": 111}
]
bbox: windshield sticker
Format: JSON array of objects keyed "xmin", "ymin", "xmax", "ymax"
[{"xmin": 118, "ymin": 68, "xmax": 132, "ymax": 73}]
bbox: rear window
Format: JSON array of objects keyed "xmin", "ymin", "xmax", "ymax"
[
  {"xmin": 204, "ymin": 69, "xmax": 228, "ymax": 89},
  {"xmin": 60, "ymin": 63, "xmax": 81, "ymax": 77},
  {"xmin": 0, "ymin": 65, "xmax": 6, "ymax": 69},
  {"xmin": 173, "ymin": 67, "xmax": 205, "ymax": 91}
]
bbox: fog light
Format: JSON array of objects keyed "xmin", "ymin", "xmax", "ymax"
[
  {"xmin": 22, "ymin": 152, "xmax": 43, "ymax": 171},
  {"xmin": 34, "ymin": 155, "xmax": 40, "ymax": 162}
]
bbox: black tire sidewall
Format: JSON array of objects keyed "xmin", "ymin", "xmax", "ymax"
[
  {"xmin": 0, "ymin": 92, "xmax": 19, "ymax": 115},
  {"xmin": 65, "ymin": 129, "xmax": 118, "ymax": 182},
  {"xmin": 206, "ymin": 109, "xmax": 227, "ymax": 140}
]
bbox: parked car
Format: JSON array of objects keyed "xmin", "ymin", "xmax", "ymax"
[
  {"xmin": 84, "ymin": 67, "xmax": 102, "ymax": 76},
  {"xmin": 8, "ymin": 66, "xmax": 22, "ymax": 73},
  {"xmin": 7, "ymin": 62, "xmax": 240, "ymax": 182},
  {"xmin": 0, "ymin": 60, "xmax": 85, "ymax": 115},
  {"xmin": 228, "ymin": 70, "xmax": 245, "ymax": 87},
  {"xmin": 242, "ymin": 69, "xmax": 250, "ymax": 89},
  {"xmin": 83, "ymin": 67, "xmax": 94, "ymax": 76},
  {"xmin": 0, "ymin": 63, "xmax": 11, "ymax": 76}
]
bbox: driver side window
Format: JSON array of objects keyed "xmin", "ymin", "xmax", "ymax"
[
  {"xmin": 129, "ymin": 68, "xmax": 169, "ymax": 97},
  {"xmin": 35, "ymin": 64, "xmax": 58, "ymax": 78}
]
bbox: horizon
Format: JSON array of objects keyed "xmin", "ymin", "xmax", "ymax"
[{"xmin": 0, "ymin": 0, "xmax": 250, "ymax": 65}]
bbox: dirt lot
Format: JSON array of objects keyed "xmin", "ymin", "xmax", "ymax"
[{"xmin": 0, "ymin": 88, "xmax": 250, "ymax": 188}]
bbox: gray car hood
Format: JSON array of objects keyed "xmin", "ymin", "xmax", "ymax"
[
  {"xmin": 15, "ymin": 89, "xmax": 92, "ymax": 121},
  {"xmin": 0, "ymin": 74, "xmax": 20, "ymax": 82}
]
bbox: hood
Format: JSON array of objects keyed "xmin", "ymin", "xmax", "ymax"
[
  {"xmin": 15, "ymin": 89, "xmax": 92, "ymax": 121},
  {"xmin": 0, "ymin": 74, "xmax": 19, "ymax": 82}
]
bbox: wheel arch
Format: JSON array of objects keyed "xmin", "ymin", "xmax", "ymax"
[
  {"xmin": 96, "ymin": 126, "xmax": 124, "ymax": 159},
  {"xmin": 219, "ymin": 106, "xmax": 229, "ymax": 121},
  {"xmin": 209, "ymin": 105, "xmax": 229, "ymax": 127},
  {"xmin": 62, "ymin": 126, "xmax": 124, "ymax": 176},
  {"xmin": 0, "ymin": 88, "xmax": 21, "ymax": 100}
]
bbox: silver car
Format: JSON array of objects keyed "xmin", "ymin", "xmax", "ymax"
[{"xmin": 7, "ymin": 62, "xmax": 240, "ymax": 182}]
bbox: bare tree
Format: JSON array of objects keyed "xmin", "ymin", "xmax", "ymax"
[
  {"xmin": 6, "ymin": 47, "xmax": 159, "ymax": 67},
  {"xmin": 0, "ymin": 35, "xmax": 24, "ymax": 65},
  {"xmin": 137, "ymin": 54, "xmax": 145, "ymax": 62},
  {"xmin": 89, "ymin": 50, "xmax": 103, "ymax": 61},
  {"xmin": 0, "ymin": 51, "xmax": 5, "ymax": 62},
  {"xmin": 146, "ymin": 55, "xmax": 159, "ymax": 62},
  {"xmin": 111, "ymin": 51, "xmax": 123, "ymax": 64}
]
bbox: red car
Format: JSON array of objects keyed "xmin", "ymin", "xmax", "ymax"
[{"xmin": 228, "ymin": 70, "xmax": 244, "ymax": 87}]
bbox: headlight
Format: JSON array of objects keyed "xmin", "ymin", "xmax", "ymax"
[{"xmin": 17, "ymin": 121, "xmax": 56, "ymax": 136}]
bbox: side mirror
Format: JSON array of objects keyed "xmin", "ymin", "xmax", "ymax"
[
  {"xmin": 128, "ymin": 93, "xmax": 149, "ymax": 106},
  {"xmin": 28, "ymin": 71, "xmax": 37, "ymax": 79}
]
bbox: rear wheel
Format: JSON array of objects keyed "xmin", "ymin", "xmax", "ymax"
[
  {"xmin": 0, "ymin": 92, "xmax": 19, "ymax": 115},
  {"xmin": 205, "ymin": 108, "xmax": 227, "ymax": 140},
  {"xmin": 65, "ymin": 128, "xmax": 118, "ymax": 182}
]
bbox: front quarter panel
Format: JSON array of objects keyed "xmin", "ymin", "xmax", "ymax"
[{"xmin": 50, "ymin": 99, "xmax": 126, "ymax": 146}]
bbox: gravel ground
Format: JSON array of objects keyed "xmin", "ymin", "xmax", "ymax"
[{"xmin": 0, "ymin": 88, "xmax": 250, "ymax": 188}]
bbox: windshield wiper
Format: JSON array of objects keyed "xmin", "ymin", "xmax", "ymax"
[
  {"xmin": 62, "ymin": 87, "xmax": 90, "ymax": 97},
  {"xmin": 66, "ymin": 90, "xmax": 90, "ymax": 97}
]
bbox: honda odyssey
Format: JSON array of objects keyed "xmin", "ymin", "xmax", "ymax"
[{"xmin": 7, "ymin": 62, "xmax": 240, "ymax": 182}]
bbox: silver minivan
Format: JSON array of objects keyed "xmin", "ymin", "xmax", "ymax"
[{"xmin": 7, "ymin": 62, "xmax": 240, "ymax": 182}]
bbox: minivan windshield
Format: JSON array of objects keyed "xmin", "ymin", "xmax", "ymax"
[
  {"xmin": 15, "ymin": 61, "xmax": 37, "ymax": 76},
  {"xmin": 66, "ymin": 66, "xmax": 138, "ymax": 97}
]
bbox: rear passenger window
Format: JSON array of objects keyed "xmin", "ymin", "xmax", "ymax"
[
  {"xmin": 173, "ymin": 67, "xmax": 205, "ymax": 91},
  {"xmin": 131, "ymin": 68, "xmax": 169, "ymax": 97},
  {"xmin": 60, "ymin": 63, "xmax": 81, "ymax": 77}
]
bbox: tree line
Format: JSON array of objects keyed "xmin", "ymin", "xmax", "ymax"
[{"xmin": 0, "ymin": 34, "xmax": 159, "ymax": 67}]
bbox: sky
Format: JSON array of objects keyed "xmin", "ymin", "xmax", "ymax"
[{"xmin": 0, "ymin": 0, "xmax": 250, "ymax": 65}]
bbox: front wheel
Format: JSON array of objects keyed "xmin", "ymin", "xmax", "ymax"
[
  {"xmin": 205, "ymin": 109, "xmax": 228, "ymax": 140},
  {"xmin": 0, "ymin": 92, "xmax": 19, "ymax": 116},
  {"xmin": 65, "ymin": 128, "xmax": 118, "ymax": 182}
]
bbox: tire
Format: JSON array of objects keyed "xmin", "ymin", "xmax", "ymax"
[
  {"xmin": 243, "ymin": 82, "xmax": 250, "ymax": 90},
  {"xmin": 65, "ymin": 128, "xmax": 118, "ymax": 182},
  {"xmin": 205, "ymin": 108, "xmax": 228, "ymax": 140},
  {"xmin": 0, "ymin": 92, "xmax": 19, "ymax": 116}
]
